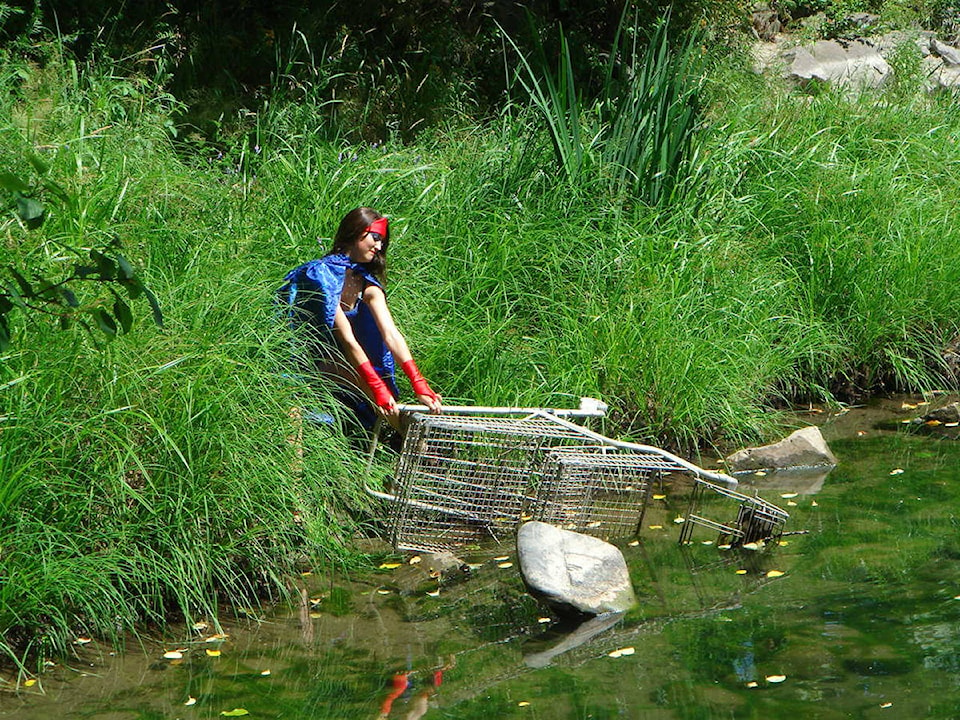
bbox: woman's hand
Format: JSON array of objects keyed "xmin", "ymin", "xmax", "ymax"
[{"xmin": 417, "ymin": 391, "xmax": 442, "ymax": 414}]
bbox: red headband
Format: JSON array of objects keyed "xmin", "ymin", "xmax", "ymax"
[{"xmin": 365, "ymin": 217, "xmax": 388, "ymax": 237}]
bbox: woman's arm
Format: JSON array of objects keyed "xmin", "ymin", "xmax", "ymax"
[
  {"xmin": 332, "ymin": 305, "xmax": 398, "ymax": 418},
  {"xmin": 363, "ymin": 285, "xmax": 442, "ymax": 413}
]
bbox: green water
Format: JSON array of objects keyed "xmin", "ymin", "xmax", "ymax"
[{"xmin": 3, "ymin": 404, "xmax": 960, "ymax": 719}]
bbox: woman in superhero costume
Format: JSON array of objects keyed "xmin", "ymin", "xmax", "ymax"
[{"xmin": 280, "ymin": 207, "xmax": 442, "ymax": 431}]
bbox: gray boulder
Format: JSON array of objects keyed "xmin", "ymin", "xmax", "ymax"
[
  {"xmin": 726, "ymin": 426, "xmax": 838, "ymax": 472},
  {"xmin": 517, "ymin": 522, "xmax": 636, "ymax": 616},
  {"xmin": 783, "ymin": 39, "xmax": 890, "ymax": 88}
]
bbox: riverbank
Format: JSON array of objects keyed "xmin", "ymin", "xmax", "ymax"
[{"xmin": 3, "ymin": 22, "xmax": 960, "ymax": 670}]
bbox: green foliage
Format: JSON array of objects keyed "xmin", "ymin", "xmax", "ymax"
[{"xmin": 505, "ymin": 11, "xmax": 709, "ymax": 205}]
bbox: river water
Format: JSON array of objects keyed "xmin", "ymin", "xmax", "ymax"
[{"xmin": 2, "ymin": 398, "xmax": 959, "ymax": 719}]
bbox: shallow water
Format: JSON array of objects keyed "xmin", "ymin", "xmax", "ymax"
[{"xmin": 3, "ymin": 398, "xmax": 960, "ymax": 719}]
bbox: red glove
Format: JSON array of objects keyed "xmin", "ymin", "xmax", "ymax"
[
  {"xmin": 357, "ymin": 361, "xmax": 395, "ymax": 410},
  {"xmin": 401, "ymin": 359, "xmax": 438, "ymax": 401}
]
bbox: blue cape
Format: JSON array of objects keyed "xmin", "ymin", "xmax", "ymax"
[{"xmin": 280, "ymin": 254, "xmax": 398, "ymax": 394}]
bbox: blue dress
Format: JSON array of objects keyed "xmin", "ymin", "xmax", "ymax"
[{"xmin": 280, "ymin": 254, "xmax": 399, "ymax": 427}]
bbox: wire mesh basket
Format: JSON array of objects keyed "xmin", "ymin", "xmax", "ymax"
[
  {"xmin": 374, "ymin": 408, "xmax": 764, "ymax": 554},
  {"xmin": 678, "ymin": 479, "xmax": 790, "ymax": 547}
]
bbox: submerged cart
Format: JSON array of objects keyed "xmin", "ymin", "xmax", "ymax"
[{"xmin": 367, "ymin": 402, "xmax": 788, "ymax": 554}]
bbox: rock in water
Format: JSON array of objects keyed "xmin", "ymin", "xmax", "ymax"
[
  {"xmin": 725, "ymin": 426, "xmax": 838, "ymax": 472},
  {"xmin": 517, "ymin": 522, "xmax": 636, "ymax": 616}
]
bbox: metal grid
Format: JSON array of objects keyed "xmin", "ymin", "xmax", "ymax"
[
  {"xmin": 384, "ymin": 411, "xmax": 754, "ymax": 553},
  {"xmin": 678, "ymin": 479, "xmax": 789, "ymax": 547}
]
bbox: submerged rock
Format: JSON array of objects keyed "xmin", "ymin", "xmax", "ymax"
[
  {"xmin": 924, "ymin": 401, "xmax": 960, "ymax": 423},
  {"xmin": 726, "ymin": 426, "xmax": 838, "ymax": 472},
  {"xmin": 517, "ymin": 522, "xmax": 636, "ymax": 616}
]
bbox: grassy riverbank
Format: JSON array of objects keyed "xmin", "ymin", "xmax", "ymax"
[{"xmin": 3, "ymin": 35, "xmax": 960, "ymax": 667}]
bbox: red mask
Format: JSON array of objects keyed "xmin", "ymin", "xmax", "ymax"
[{"xmin": 365, "ymin": 217, "xmax": 388, "ymax": 237}]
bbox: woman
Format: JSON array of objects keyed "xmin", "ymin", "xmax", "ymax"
[{"xmin": 280, "ymin": 207, "xmax": 442, "ymax": 431}]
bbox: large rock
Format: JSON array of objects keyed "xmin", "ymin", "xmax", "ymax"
[
  {"xmin": 517, "ymin": 522, "xmax": 636, "ymax": 616},
  {"xmin": 924, "ymin": 401, "xmax": 960, "ymax": 423},
  {"xmin": 725, "ymin": 426, "xmax": 838, "ymax": 472},
  {"xmin": 783, "ymin": 39, "xmax": 890, "ymax": 88}
]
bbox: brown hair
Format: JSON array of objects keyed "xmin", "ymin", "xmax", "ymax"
[{"xmin": 328, "ymin": 206, "xmax": 390, "ymax": 282}]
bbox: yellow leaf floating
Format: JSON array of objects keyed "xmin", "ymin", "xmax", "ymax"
[
  {"xmin": 518, "ymin": 701, "xmax": 531, "ymax": 707},
  {"xmin": 780, "ymin": 493, "xmax": 798, "ymax": 499},
  {"xmin": 811, "ymin": 500, "xmax": 819, "ymax": 507},
  {"xmin": 607, "ymin": 646, "xmax": 635, "ymax": 658},
  {"xmin": 787, "ymin": 501, "xmax": 798, "ymax": 507},
  {"xmin": 379, "ymin": 562, "xmax": 402, "ymax": 569},
  {"xmin": 926, "ymin": 419, "xmax": 942, "ymax": 426},
  {"xmin": 746, "ymin": 681, "xmax": 758, "ymax": 688},
  {"xmin": 778, "ymin": 540, "xmax": 790, "ymax": 546},
  {"xmin": 408, "ymin": 556, "xmax": 422, "ymax": 565},
  {"xmin": 766, "ymin": 570, "xmax": 785, "ymax": 578},
  {"xmin": 701, "ymin": 540, "xmax": 714, "ymax": 545},
  {"xmin": 260, "ymin": 669, "xmax": 271, "ymax": 676},
  {"xmin": 946, "ymin": 422, "xmax": 959, "ymax": 428},
  {"xmin": 889, "ymin": 468, "xmax": 905, "ymax": 475},
  {"xmin": 23, "ymin": 679, "xmax": 36, "ymax": 687},
  {"xmin": 309, "ymin": 612, "xmax": 322, "ymax": 619},
  {"xmin": 206, "ymin": 649, "xmax": 222, "ymax": 657},
  {"xmin": 652, "ymin": 494, "xmax": 667, "ymax": 500},
  {"xmin": 74, "ymin": 637, "xmax": 92, "ymax": 645},
  {"xmin": 498, "ymin": 562, "xmax": 514, "ymax": 569},
  {"xmin": 426, "ymin": 589, "xmax": 440, "ymax": 597},
  {"xmin": 537, "ymin": 617, "xmax": 551, "ymax": 624},
  {"xmin": 377, "ymin": 589, "xmax": 391, "ymax": 595},
  {"xmin": 735, "ymin": 569, "xmax": 748, "ymax": 575},
  {"xmin": 493, "ymin": 555, "xmax": 510, "ymax": 562},
  {"xmin": 586, "ymin": 521, "xmax": 602, "ymax": 528},
  {"xmin": 765, "ymin": 674, "xmax": 787, "ymax": 683},
  {"xmin": 220, "ymin": 710, "xmax": 250, "ymax": 717},
  {"xmin": 185, "ymin": 697, "xmax": 197, "ymax": 706},
  {"xmin": 627, "ymin": 540, "xmax": 639, "ymax": 547},
  {"xmin": 881, "ymin": 702, "xmax": 893, "ymax": 709},
  {"xmin": 163, "ymin": 650, "xmax": 184, "ymax": 660},
  {"xmin": 742, "ymin": 542, "xmax": 761, "ymax": 551},
  {"xmin": 192, "ymin": 621, "xmax": 209, "ymax": 632},
  {"xmin": 649, "ymin": 525, "xmax": 664, "ymax": 530},
  {"xmin": 673, "ymin": 517, "xmax": 685, "ymax": 524},
  {"xmin": 754, "ymin": 470, "xmax": 767, "ymax": 477}
]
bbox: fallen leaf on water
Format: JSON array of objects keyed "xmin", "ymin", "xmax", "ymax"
[
  {"xmin": 520, "ymin": 514, "xmax": 532, "ymax": 521},
  {"xmin": 718, "ymin": 544, "xmax": 732, "ymax": 550},
  {"xmin": 780, "ymin": 493, "xmax": 798, "ymax": 499},
  {"xmin": 746, "ymin": 681, "xmax": 758, "ymax": 688},
  {"xmin": 586, "ymin": 521, "xmax": 602, "ymax": 528},
  {"xmin": 537, "ymin": 617, "xmax": 551, "ymax": 624},
  {"xmin": 742, "ymin": 542, "xmax": 761, "ymax": 551},
  {"xmin": 377, "ymin": 589, "xmax": 391, "ymax": 595},
  {"xmin": 811, "ymin": 500, "xmax": 819, "ymax": 507},
  {"xmin": 701, "ymin": 540, "xmax": 714, "ymax": 545},
  {"xmin": 185, "ymin": 696, "xmax": 197, "ymax": 706},
  {"xmin": 220, "ymin": 710, "xmax": 250, "ymax": 717},
  {"xmin": 309, "ymin": 612, "xmax": 322, "ymax": 619},
  {"xmin": 754, "ymin": 470, "xmax": 767, "ymax": 477},
  {"xmin": 309, "ymin": 597, "xmax": 323, "ymax": 606},
  {"xmin": 206, "ymin": 649, "xmax": 221, "ymax": 657},
  {"xmin": 673, "ymin": 517, "xmax": 685, "ymax": 524},
  {"xmin": 518, "ymin": 701, "xmax": 531, "ymax": 707},
  {"xmin": 426, "ymin": 589, "xmax": 440, "ymax": 597},
  {"xmin": 493, "ymin": 555, "xmax": 510, "ymax": 562},
  {"xmin": 498, "ymin": 562, "xmax": 514, "ymax": 569},
  {"xmin": 192, "ymin": 621, "xmax": 209, "ymax": 632},
  {"xmin": 379, "ymin": 562, "xmax": 402, "ymax": 569},
  {"xmin": 206, "ymin": 633, "xmax": 229, "ymax": 642},
  {"xmin": 652, "ymin": 494, "xmax": 666, "ymax": 500},
  {"xmin": 901, "ymin": 402, "xmax": 918, "ymax": 410},
  {"xmin": 765, "ymin": 674, "xmax": 787, "ymax": 683},
  {"xmin": 163, "ymin": 650, "xmax": 184, "ymax": 660},
  {"xmin": 766, "ymin": 570, "xmax": 785, "ymax": 578},
  {"xmin": 857, "ymin": 430, "xmax": 867, "ymax": 436},
  {"xmin": 408, "ymin": 556, "xmax": 422, "ymax": 565},
  {"xmin": 608, "ymin": 647, "xmax": 635, "ymax": 658},
  {"xmin": 649, "ymin": 525, "xmax": 664, "ymax": 530},
  {"xmin": 428, "ymin": 569, "xmax": 442, "ymax": 578},
  {"xmin": 627, "ymin": 540, "xmax": 639, "ymax": 546},
  {"xmin": 778, "ymin": 540, "xmax": 790, "ymax": 546},
  {"xmin": 300, "ymin": 571, "xmax": 313, "ymax": 577},
  {"xmin": 23, "ymin": 679, "xmax": 36, "ymax": 687},
  {"xmin": 881, "ymin": 703, "xmax": 893, "ymax": 709},
  {"xmin": 947, "ymin": 422, "xmax": 960, "ymax": 428},
  {"xmin": 953, "ymin": 595, "xmax": 960, "ymax": 600},
  {"xmin": 735, "ymin": 569, "xmax": 748, "ymax": 575},
  {"xmin": 889, "ymin": 468, "xmax": 905, "ymax": 475},
  {"xmin": 74, "ymin": 637, "xmax": 92, "ymax": 645},
  {"xmin": 787, "ymin": 501, "xmax": 798, "ymax": 507},
  {"xmin": 261, "ymin": 669, "xmax": 271, "ymax": 676},
  {"xmin": 926, "ymin": 420, "xmax": 942, "ymax": 426}
]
